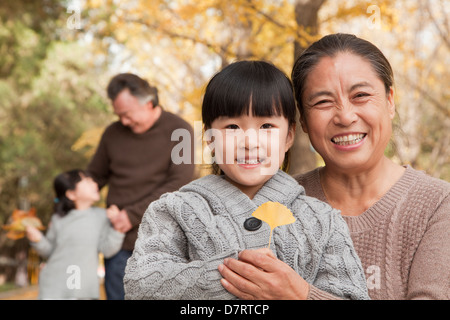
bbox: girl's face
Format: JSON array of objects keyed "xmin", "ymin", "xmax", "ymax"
[
  {"xmin": 301, "ymin": 52, "xmax": 395, "ymax": 173},
  {"xmin": 66, "ymin": 175, "xmax": 100, "ymax": 208},
  {"xmin": 209, "ymin": 111, "xmax": 295, "ymax": 198}
]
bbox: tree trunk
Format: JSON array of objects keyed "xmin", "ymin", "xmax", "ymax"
[{"xmin": 289, "ymin": 0, "xmax": 326, "ymax": 175}]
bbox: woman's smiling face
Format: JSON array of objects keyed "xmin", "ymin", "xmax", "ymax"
[{"xmin": 301, "ymin": 52, "xmax": 395, "ymax": 173}]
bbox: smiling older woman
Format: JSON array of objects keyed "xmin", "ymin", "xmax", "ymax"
[{"xmin": 218, "ymin": 33, "xmax": 450, "ymax": 300}]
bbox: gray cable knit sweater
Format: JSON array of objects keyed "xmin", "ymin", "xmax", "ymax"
[{"xmin": 124, "ymin": 170, "xmax": 369, "ymax": 300}]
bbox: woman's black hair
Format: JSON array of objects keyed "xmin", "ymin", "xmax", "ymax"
[
  {"xmin": 201, "ymin": 60, "xmax": 297, "ymax": 173},
  {"xmin": 53, "ymin": 169, "xmax": 90, "ymax": 217}
]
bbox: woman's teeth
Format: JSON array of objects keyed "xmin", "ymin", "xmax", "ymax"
[{"xmin": 332, "ymin": 133, "xmax": 366, "ymax": 146}]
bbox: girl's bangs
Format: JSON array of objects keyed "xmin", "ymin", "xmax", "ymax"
[
  {"xmin": 202, "ymin": 60, "xmax": 296, "ymax": 127},
  {"xmin": 206, "ymin": 83, "xmax": 287, "ymax": 124}
]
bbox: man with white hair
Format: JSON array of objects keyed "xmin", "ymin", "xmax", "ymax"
[{"xmin": 88, "ymin": 73, "xmax": 195, "ymax": 299}]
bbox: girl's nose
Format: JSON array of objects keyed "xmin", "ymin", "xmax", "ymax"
[{"xmin": 237, "ymin": 128, "xmax": 259, "ymax": 150}]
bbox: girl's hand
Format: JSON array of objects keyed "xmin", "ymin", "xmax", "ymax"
[
  {"xmin": 106, "ymin": 204, "xmax": 120, "ymax": 220},
  {"xmin": 26, "ymin": 226, "xmax": 42, "ymax": 243},
  {"xmin": 107, "ymin": 205, "xmax": 132, "ymax": 233},
  {"xmin": 218, "ymin": 248, "xmax": 310, "ymax": 300}
]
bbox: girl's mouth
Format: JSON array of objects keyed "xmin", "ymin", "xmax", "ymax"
[{"xmin": 236, "ymin": 158, "xmax": 262, "ymax": 165}]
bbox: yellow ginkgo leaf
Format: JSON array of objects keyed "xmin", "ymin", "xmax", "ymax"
[{"xmin": 252, "ymin": 201, "xmax": 296, "ymax": 249}]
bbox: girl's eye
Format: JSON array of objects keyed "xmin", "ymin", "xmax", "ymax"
[
  {"xmin": 261, "ymin": 123, "xmax": 274, "ymax": 129},
  {"xmin": 225, "ymin": 124, "xmax": 239, "ymax": 130}
]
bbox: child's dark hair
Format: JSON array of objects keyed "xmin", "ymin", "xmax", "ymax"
[
  {"xmin": 202, "ymin": 60, "xmax": 297, "ymax": 173},
  {"xmin": 53, "ymin": 169, "xmax": 90, "ymax": 217}
]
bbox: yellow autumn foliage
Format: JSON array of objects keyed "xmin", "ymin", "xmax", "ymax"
[{"xmin": 2, "ymin": 208, "xmax": 45, "ymax": 240}]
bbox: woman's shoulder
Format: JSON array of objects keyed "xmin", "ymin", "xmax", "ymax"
[
  {"xmin": 292, "ymin": 167, "xmax": 324, "ymax": 200},
  {"xmin": 402, "ymin": 166, "xmax": 450, "ymax": 204},
  {"xmin": 293, "ymin": 167, "xmax": 320, "ymax": 184},
  {"xmin": 409, "ymin": 166, "xmax": 450, "ymax": 189},
  {"xmin": 399, "ymin": 167, "xmax": 450, "ymax": 221}
]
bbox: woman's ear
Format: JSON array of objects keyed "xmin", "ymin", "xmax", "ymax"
[
  {"xmin": 387, "ymin": 87, "xmax": 396, "ymax": 120},
  {"xmin": 300, "ymin": 116, "xmax": 308, "ymax": 134}
]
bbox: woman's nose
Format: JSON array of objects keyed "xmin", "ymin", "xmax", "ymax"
[{"xmin": 333, "ymin": 104, "xmax": 358, "ymax": 127}]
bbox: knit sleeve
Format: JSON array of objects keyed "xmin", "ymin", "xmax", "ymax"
[
  {"xmin": 98, "ymin": 213, "xmax": 125, "ymax": 259},
  {"xmin": 310, "ymin": 209, "xmax": 370, "ymax": 300},
  {"xmin": 30, "ymin": 214, "xmax": 58, "ymax": 259},
  {"xmin": 123, "ymin": 194, "xmax": 238, "ymax": 300}
]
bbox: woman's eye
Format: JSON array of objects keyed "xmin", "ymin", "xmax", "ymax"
[
  {"xmin": 354, "ymin": 92, "xmax": 370, "ymax": 99},
  {"xmin": 225, "ymin": 124, "xmax": 239, "ymax": 130},
  {"xmin": 314, "ymin": 99, "xmax": 332, "ymax": 107},
  {"xmin": 261, "ymin": 123, "xmax": 274, "ymax": 129}
]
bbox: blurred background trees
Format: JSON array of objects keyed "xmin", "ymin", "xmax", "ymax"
[{"xmin": 0, "ymin": 0, "xmax": 448, "ymax": 287}]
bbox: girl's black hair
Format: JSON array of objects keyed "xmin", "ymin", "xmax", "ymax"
[
  {"xmin": 53, "ymin": 169, "xmax": 90, "ymax": 217},
  {"xmin": 202, "ymin": 60, "xmax": 297, "ymax": 128},
  {"xmin": 201, "ymin": 60, "xmax": 297, "ymax": 173}
]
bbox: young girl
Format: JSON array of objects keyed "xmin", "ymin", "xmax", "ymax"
[
  {"xmin": 124, "ymin": 61, "xmax": 369, "ymax": 300},
  {"xmin": 26, "ymin": 169, "xmax": 124, "ymax": 299}
]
